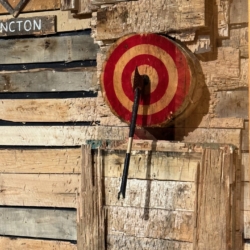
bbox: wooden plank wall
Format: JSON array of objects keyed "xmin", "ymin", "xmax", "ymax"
[{"xmin": 0, "ymin": 0, "xmax": 247, "ymax": 249}]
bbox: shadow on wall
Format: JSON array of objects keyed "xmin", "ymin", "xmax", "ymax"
[{"xmin": 145, "ymin": 84, "xmax": 210, "ymax": 141}]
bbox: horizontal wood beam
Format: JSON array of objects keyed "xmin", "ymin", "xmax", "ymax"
[
  {"xmin": 0, "ymin": 148, "xmax": 81, "ymax": 174},
  {"xmin": 0, "ymin": 174, "xmax": 79, "ymax": 207},
  {"xmin": 0, "ymin": 34, "xmax": 98, "ymax": 64},
  {"xmin": 0, "ymin": 67, "xmax": 97, "ymax": 92},
  {"xmin": 0, "ymin": 207, "xmax": 76, "ymax": 240},
  {"xmin": 0, "ymin": 237, "xmax": 77, "ymax": 250}
]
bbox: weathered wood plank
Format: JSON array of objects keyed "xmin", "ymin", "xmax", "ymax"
[
  {"xmin": 77, "ymin": 0, "xmax": 97, "ymax": 14},
  {"xmin": 95, "ymin": 0, "xmax": 206, "ymax": 40},
  {"xmin": 244, "ymin": 211, "xmax": 250, "ymax": 239},
  {"xmin": 77, "ymin": 146, "xmax": 105, "ymax": 250},
  {"xmin": 92, "ymin": 0, "xmax": 134, "ymax": 4},
  {"xmin": 0, "ymin": 0, "xmax": 60, "ymax": 14},
  {"xmin": 0, "ymin": 10, "xmax": 91, "ymax": 32},
  {"xmin": 215, "ymin": 90, "xmax": 248, "ymax": 119},
  {"xmin": 222, "ymin": 26, "xmax": 248, "ymax": 58},
  {"xmin": 0, "ymin": 126, "xmax": 127, "ymax": 146},
  {"xmin": 0, "ymin": 16, "xmax": 56, "ymax": 36},
  {"xmin": 107, "ymin": 235, "xmax": 193, "ymax": 250},
  {"xmin": 0, "ymin": 174, "xmax": 79, "ymax": 207},
  {"xmin": 61, "ymin": 0, "xmax": 76, "ymax": 10},
  {"xmin": 0, "ymin": 148, "xmax": 81, "ymax": 174},
  {"xmin": 173, "ymin": 128, "xmax": 241, "ymax": 149},
  {"xmin": 194, "ymin": 148, "xmax": 233, "ymax": 249},
  {"xmin": 217, "ymin": 0, "xmax": 229, "ymax": 37},
  {"xmin": 241, "ymin": 182, "xmax": 250, "ymax": 211},
  {"xmin": 0, "ymin": 67, "xmax": 97, "ymax": 92},
  {"xmin": 107, "ymin": 206, "xmax": 193, "ymax": 242},
  {"xmin": 242, "ymin": 153, "xmax": 249, "ymax": 181},
  {"xmin": 105, "ymin": 178, "xmax": 196, "ymax": 211},
  {"xmin": 0, "ymin": 237, "xmax": 77, "ymax": 250},
  {"xmin": 0, "ymin": 207, "xmax": 76, "ymax": 240},
  {"xmin": 230, "ymin": 0, "xmax": 248, "ymax": 24},
  {"xmin": 0, "ymin": 34, "xmax": 98, "ymax": 64},
  {"xmin": 0, "ymin": 98, "xmax": 97, "ymax": 122},
  {"xmin": 103, "ymin": 151, "xmax": 199, "ymax": 181}
]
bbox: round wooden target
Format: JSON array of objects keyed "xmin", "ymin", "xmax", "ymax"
[{"xmin": 101, "ymin": 33, "xmax": 202, "ymax": 127}]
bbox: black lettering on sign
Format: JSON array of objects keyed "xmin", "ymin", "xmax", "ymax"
[{"xmin": 0, "ymin": 16, "xmax": 56, "ymax": 36}]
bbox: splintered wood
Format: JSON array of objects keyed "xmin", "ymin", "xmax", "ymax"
[{"xmin": 78, "ymin": 146, "xmax": 105, "ymax": 250}]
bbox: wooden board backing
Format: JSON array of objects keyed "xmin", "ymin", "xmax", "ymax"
[
  {"xmin": 0, "ymin": 237, "xmax": 77, "ymax": 250},
  {"xmin": 0, "ymin": 207, "xmax": 76, "ymax": 240},
  {"xmin": 0, "ymin": 174, "xmax": 79, "ymax": 207},
  {"xmin": 0, "ymin": 0, "xmax": 60, "ymax": 14},
  {"xmin": 0, "ymin": 148, "xmax": 81, "ymax": 174}
]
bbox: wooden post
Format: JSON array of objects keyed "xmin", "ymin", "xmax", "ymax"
[{"xmin": 77, "ymin": 146, "xmax": 106, "ymax": 250}]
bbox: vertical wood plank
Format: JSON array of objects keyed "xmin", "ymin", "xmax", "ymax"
[
  {"xmin": 61, "ymin": 0, "xmax": 77, "ymax": 10},
  {"xmin": 194, "ymin": 148, "xmax": 232, "ymax": 249},
  {"xmin": 77, "ymin": 146, "xmax": 105, "ymax": 249}
]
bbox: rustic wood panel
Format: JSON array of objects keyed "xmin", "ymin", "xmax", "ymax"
[
  {"xmin": 172, "ymin": 128, "xmax": 241, "ymax": 148},
  {"xmin": 95, "ymin": 0, "xmax": 206, "ymax": 40},
  {"xmin": 194, "ymin": 148, "xmax": 233, "ymax": 249},
  {"xmin": 0, "ymin": 207, "xmax": 76, "ymax": 240},
  {"xmin": 215, "ymin": 90, "xmax": 248, "ymax": 119},
  {"xmin": 0, "ymin": 0, "xmax": 60, "ymax": 14},
  {"xmin": 0, "ymin": 67, "xmax": 97, "ymax": 92},
  {"xmin": 0, "ymin": 10, "xmax": 91, "ymax": 32},
  {"xmin": 107, "ymin": 235, "xmax": 193, "ymax": 250},
  {"xmin": 0, "ymin": 174, "xmax": 79, "ymax": 207},
  {"xmin": 103, "ymin": 151, "xmax": 199, "ymax": 181},
  {"xmin": 0, "ymin": 16, "xmax": 56, "ymax": 36},
  {"xmin": 244, "ymin": 211, "xmax": 250, "ymax": 239},
  {"xmin": 0, "ymin": 148, "xmax": 81, "ymax": 174},
  {"xmin": 61, "ymin": 0, "xmax": 76, "ymax": 10},
  {"xmin": 77, "ymin": 0, "xmax": 97, "ymax": 14},
  {"xmin": 77, "ymin": 146, "xmax": 105, "ymax": 250},
  {"xmin": 217, "ymin": 0, "xmax": 229, "ymax": 37},
  {"xmin": 0, "ymin": 126, "xmax": 127, "ymax": 146},
  {"xmin": 0, "ymin": 237, "xmax": 77, "ymax": 250},
  {"xmin": 222, "ymin": 26, "xmax": 248, "ymax": 58},
  {"xmin": 230, "ymin": 0, "xmax": 248, "ymax": 24},
  {"xmin": 242, "ymin": 182, "xmax": 250, "ymax": 211},
  {"xmin": 242, "ymin": 121, "xmax": 249, "ymax": 151},
  {"xmin": 0, "ymin": 98, "xmax": 97, "ymax": 122},
  {"xmin": 242, "ymin": 153, "xmax": 249, "ymax": 181},
  {"xmin": 105, "ymin": 178, "xmax": 196, "ymax": 211},
  {"xmin": 107, "ymin": 206, "xmax": 193, "ymax": 242},
  {"xmin": 0, "ymin": 34, "xmax": 98, "ymax": 64}
]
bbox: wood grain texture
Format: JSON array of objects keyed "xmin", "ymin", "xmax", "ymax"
[
  {"xmin": 0, "ymin": 0, "xmax": 60, "ymax": 14},
  {"xmin": 61, "ymin": 0, "xmax": 76, "ymax": 10},
  {"xmin": 0, "ymin": 34, "xmax": 98, "ymax": 64},
  {"xmin": 107, "ymin": 235, "xmax": 193, "ymax": 250},
  {"xmin": 244, "ymin": 211, "xmax": 250, "ymax": 239},
  {"xmin": 0, "ymin": 174, "xmax": 79, "ymax": 207},
  {"xmin": 107, "ymin": 206, "xmax": 193, "ymax": 242},
  {"xmin": 105, "ymin": 178, "xmax": 196, "ymax": 211},
  {"xmin": 95, "ymin": 0, "xmax": 205, "ymax": 40},
  {"xmin": 0, "ymin": 207, "xmax": 76, "ymax": 240},
  {"xmin": 230, "ymin": 0, "xmax": 248, "ymax": 24},
  {"xmin": 242, "ymin": 153, "xmax": 249, "ymax": 181},
  {"xmin": 0, "ymin": 237, "xmax": 77, "ymax": 250},
  {"xmin": 215, "ymin": 90, "xmax": 248, "ymax": 119},
  {"xmin": 0, "ymin": 148, "xmax": 81, "ymax": 174},
  {"xmin": 242, "ymin": 182, "xmax": 250, "ymax": 211},
  {"xmin": 194, "ymin": 148, "xmax": 232, "ymax": 249},
  {"xmin": 103, "ymin": 151, "xmax": 199, "ymax": 181},
  {"xmin": 0, "ymin": 126, "xmax": 127, "ymax": 146},
  {"xmin": 77, "ymin": 146, "xmax": 105, "ymax": 250},
  {"xmin": 0, "ymin": 10, "xmax": 91, "ymax": 32},
  {"xmin": 0, "ymin": 67, "xmax": 97, "ymax": 92}
]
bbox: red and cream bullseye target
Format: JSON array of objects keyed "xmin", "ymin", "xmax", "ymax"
[{"xmin": 101, "ymin": 33, "xmax": 199, "ymax": 127}]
